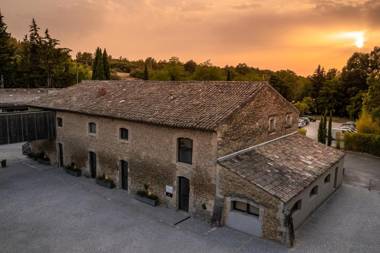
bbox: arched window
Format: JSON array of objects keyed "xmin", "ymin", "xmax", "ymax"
[
  {"xmin": 324, "ymin": 174, "xmax": 331, "ymax": 183},
  {"xmin": 88, "ymin": 122, "xmax": 96, "ymax": 134},
  {"xmin": 178, "ymin": 138, "xmax": 193, "ymax": 164},
  {"xmin": 310, "ymin": 185, "xmax": 319, "ymax": 197},
  {"xmin": 291, "ymin": 199, "xmax": 302, "ymax": 213}
]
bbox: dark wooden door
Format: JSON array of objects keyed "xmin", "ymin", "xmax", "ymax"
[
  {"xmin": 121, "ymin": 160, "xmax": 128, "ymax": 190},
  {"xmin": 178, "ymin": 177, "xmax": 190, "ymax": 212},
  {"xmin": 89, "ymin": 152, "xmax": 97, "ymax": 178},
  {"xmin": 58, "ymin": 143, "xmax": 63, "ymax": 167}
]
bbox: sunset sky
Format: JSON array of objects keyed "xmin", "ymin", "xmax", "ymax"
[{"xmin": 2, "ymin": 0, "xmax": 380, "ymax": 75}]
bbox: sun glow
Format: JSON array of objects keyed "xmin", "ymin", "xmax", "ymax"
[{"xmin": 335, "ymin": 31, "xmax": 366, "ymax": 48}]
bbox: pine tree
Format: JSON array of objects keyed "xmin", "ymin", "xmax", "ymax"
[
  {"xmin": 327, "ymin": 110, "xmax": 333, "ymax": 146},
  {"xmin": 143, "ymin": 64, "xmax": 149, "ymax": 80},
  {"xmin": 102, "ymin": 49, "xmax": 110, "ymax": 80},
  {"xmin": 0, "ymin": 11, "xmax": 15, "ymax": 87}
]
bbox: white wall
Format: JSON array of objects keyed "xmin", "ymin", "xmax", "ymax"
[{"xmin": 286, "ymin": 158, "xmax": 345, "ymax": 229}]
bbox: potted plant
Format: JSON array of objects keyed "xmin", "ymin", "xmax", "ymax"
[
  {"xmin": 135, "ymin": 184, "xmax": 159, "ymax": 207},
  {"xmin": 36, "ymin": 152, "xmax": 50, "ymax": 165},
  {"xmin": 64, "ymin": 163, "xmax": 82, "ymax": 177},
  {"xmin": 1, "ymin": 159, "xmax": 6, "ymax": 168},
  {"xmin": 96, "ymin": 175, "xmax": 115, "ymax": 189}
]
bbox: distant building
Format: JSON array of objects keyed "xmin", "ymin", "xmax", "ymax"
[{"xmin": 29, "ymin": 80, "xmax": 344, "ymax": 245}]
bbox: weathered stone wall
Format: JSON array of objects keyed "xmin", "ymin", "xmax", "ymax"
[
  {"xmin": 217, "ymin": 165, "xmax": 284, "ymax": 242},
  {"xmin": 30, "ymin": 139, "xmax": 57, "ymax": 164},
  {"xmin": 216, "ymin": 85, "xmax": 299, "ymax": 157},
  {"xmin": 54, "ymin": 111, "xmax": 218, "ymax": 219}
]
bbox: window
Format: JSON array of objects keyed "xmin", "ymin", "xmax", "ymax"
[
  {"xmin": 88, "ymin": 122, "xmax": 96, "ymax": 134},
  {"xmin": 232, "ymin": 201, "xmax": 259, "ymax": 217},
  {"xmin": 310, "ymin": 185, "xmax": 319, "ymax": 197},
  {"xmin": 119, "ymin": 128, "xmax": 129, "ymax": 140},
  {"xmin": 324, "ymin": 174, "xmax": 331, "ymax": 183},
  {"xmin": 291, "ymin": 200, "xmax": 302, "ymax": 213},
  {"xmin": 57, "ymin": 117, "xmax": 63, "ymax": 127},
  {"xmin": 285, "ymin": 114, "xmax": 293, "ymax": 127},
  {"xmin": 178, "ymin": 138, "xmax": 193, "ymax": 164},
  {"xmin": 269, "ymin": 117, "xmax": 276, "ymax": 132}
]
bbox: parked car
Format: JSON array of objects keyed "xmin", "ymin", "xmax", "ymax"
[{"xmin": 298, "ymin": 118, "xmax": 307, "ymax": 128}]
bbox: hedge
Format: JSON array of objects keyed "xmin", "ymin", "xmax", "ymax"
[{"xmin": 344, "ymin": 132, "xmax": 380, "ymax": 156}]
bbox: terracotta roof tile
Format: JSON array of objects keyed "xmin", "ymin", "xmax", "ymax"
[
  {"xmin": 28, "ymin": 80, "xmax": 265, "ymax": 130},
  {"xmin": 218, "ymin": 133, "xmax": 345, "ymax": 203}
]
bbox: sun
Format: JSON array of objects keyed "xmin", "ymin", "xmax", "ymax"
[
  {"xmin": 333, "ymin": 31, "xmax": 366, "ymax": 48},
  {"xmin": 354, "ymin": 33, "xmax": 365, "ymax": 48}
]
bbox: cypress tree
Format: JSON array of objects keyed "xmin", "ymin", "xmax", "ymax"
[
  {"xmin": 103, "ymin": 49, "xmax": 110, "ymax": 80},
  {"xmin": 327, "ymin": 110, "xmax": 333, "ymax": 146},
  {"xmin": 0, "ymin": 11, "xmax": 15, "ymax": 87},
  {"xmin": 143, "ymin": 64, "xmax": 149, "ymax": 80},
  {"xmin": 92, "ymin": 47, "xmax": 104, "ymax": 80},
  {"xmin": 318, "ymin": 116, "xmax": 324, "ymax": 143},
  {"xmin": 322, "ymin": 111, "xmax": 327, "ymax": 144},
  {"xmin": 226, "ymin": 69, "xmax": 232, "ymax": 81}
]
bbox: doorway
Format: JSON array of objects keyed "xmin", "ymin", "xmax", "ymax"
[
  {"xmin": 121, "ymin": 160, "xmax": 128, "ymax": 190},
  {"xmin": 58, "ymin": 143, "xmax": 63, "ymax": 167},
  {"xmin": 89, "ymin": 151, "xmax": 97, "ymax": 178},
  {"xmin": 178, "ymin": 176, "xmax": 190, "ymax": 212},
  {"xmin": 334, "ymin": 167, "xmax": 339, "ymax": 188}
]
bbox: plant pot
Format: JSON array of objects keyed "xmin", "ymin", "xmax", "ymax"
[
  {"xmin": 37, "ymin": 159, "xmax": 50, "ymax": 165},
  {"xmin": 135, "ymin": 194, "xmax": 159, "ymax": 207},
  {"xmin": 64, "ymin": 167, "xmax": 82, "ymax": 177},
  {"xmin": 1, "ymin": 160, "xmax": 6, "ymax": 168},
  {"xmin": 96, "ymin": 178, "xmax": 115, "ymax": 189}
]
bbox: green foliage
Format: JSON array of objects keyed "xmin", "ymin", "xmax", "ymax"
[
  {"xmin": 328, "ymin": 111, "xmax": 332, "ymax": 146},
  {"xmin": 298, "ymin": 128, "xmax": 307, "ymax": 136},
  {"xmin": 344, "ymin": 132, "xmax": 380, "ymax": 156},
  {"xmin": 356, "ymin": 111, "xmax": 380, "ymax": 134}
]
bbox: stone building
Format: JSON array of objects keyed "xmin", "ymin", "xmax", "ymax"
[{"xmin": 28, "ymin": 80, "xmax": 344, "ymax": 245}]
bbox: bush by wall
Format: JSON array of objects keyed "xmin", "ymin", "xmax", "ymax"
[{"xmin": 344, "ymin": 132, "xmax": 380, "ymax": 156}]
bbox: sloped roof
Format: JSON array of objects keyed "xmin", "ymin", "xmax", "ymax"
[
  {"xmin": 0, "ymin": 89, "xmax": 56, "ymax": 107},
  {"xmin": 218, "ymin": 133, "xmax": 345, "ymax": 203},
  {"xmin": 28, "ymin": 80, "xmax": 266, "ymax": 130}
]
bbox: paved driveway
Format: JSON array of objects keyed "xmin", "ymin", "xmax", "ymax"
[{"xmin": 0, "ymin": 144, "xmax": 379, "ymax": 253}]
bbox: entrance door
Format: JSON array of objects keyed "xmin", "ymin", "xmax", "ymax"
[
  {"xmin": 178, "ymin": 177, "xmax": 190, "ymax": 212},
  {"xmin": 121, "ymin": 160, "xmax": 128, "ymax": 190},
  {"xmin": 89, "ymin": 152, "xmax": 97, "ymax": 178},
  {"xmin": 58, "ymin": 143, "xmax": 63, "ymax": 167},
  {"xmin": 334, "ymin": 167, "xmax": 339, "ymax": 188}
]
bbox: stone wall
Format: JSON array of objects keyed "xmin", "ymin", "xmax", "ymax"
[
  {"xmin": 53, "ymin": 111, "xmax": 218, "ymax": 219},
  {"xmin": 216, "ymin": 165, "xmax": 285, "ymax": 242},
  {"xmin": 216, "ymin": 85, "xmax": 299, "ymax": 157}
]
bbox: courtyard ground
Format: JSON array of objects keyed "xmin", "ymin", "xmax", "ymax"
[{"xmin": 0, "ymin": 144, "xmax": 379, "ymax": 253}]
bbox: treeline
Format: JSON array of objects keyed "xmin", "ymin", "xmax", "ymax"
[{"xmin": 0, "ymin": 13, "xmax": 91, "ymax": 88}]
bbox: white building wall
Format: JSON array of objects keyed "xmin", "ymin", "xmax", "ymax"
[{"xmin": 286, "ymin": 158, "xmax": 345, "ymax": 229}]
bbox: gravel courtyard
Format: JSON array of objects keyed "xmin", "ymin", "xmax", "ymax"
[{"xmin": 0, "ymin": 144, "xmax": 379, "ymax": 253}]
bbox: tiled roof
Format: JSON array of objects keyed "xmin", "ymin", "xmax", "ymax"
[
  {"xmin": 218, "ymin": 133, "xmax": 345, "ymax": 203},
  {"xmin": 0, "ymin": 89, "xmax": 57, "ymax": 106},
  {"xmin": 29, "ymin": 80, "xmax": 266, "ymax": 130}
]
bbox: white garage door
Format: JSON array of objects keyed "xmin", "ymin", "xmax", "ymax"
[{"xmin": 226, "ymin": 201, "xmax": 262, "ymax": 237}]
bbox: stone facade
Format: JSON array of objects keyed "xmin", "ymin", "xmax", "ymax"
[
  {"xmin": 52, "ymin": 111, "xmax": 218, "ymax": 219},
  {"xmin": 216, "ymin": 85, "xmax": 299, "ymax": 157}
]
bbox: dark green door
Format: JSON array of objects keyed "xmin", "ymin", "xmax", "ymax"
[{"xmin": 178, "ymin": 177, "xmax": 190, "ymax": 212}]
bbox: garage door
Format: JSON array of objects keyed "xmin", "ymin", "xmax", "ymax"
[{"xmin": 226, "ymin": 201, "xmax": 262, "ymax": 237}]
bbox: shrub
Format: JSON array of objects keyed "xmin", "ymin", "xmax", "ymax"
[
  {"xmin": 344, "ymin": 132, "xmax": 380, "ymax": 156},
  {"xmin": 298, "ymin": 128, "xmax": 307, "ymax": 136},
  {"xmin": 356, "ymin": 111, "xmax": 380, "ymax": 134}
]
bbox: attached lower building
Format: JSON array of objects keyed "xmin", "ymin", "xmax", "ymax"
[{"xmin": 28, "ymin": 80, "xmax": 344, "ymax": 245}]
